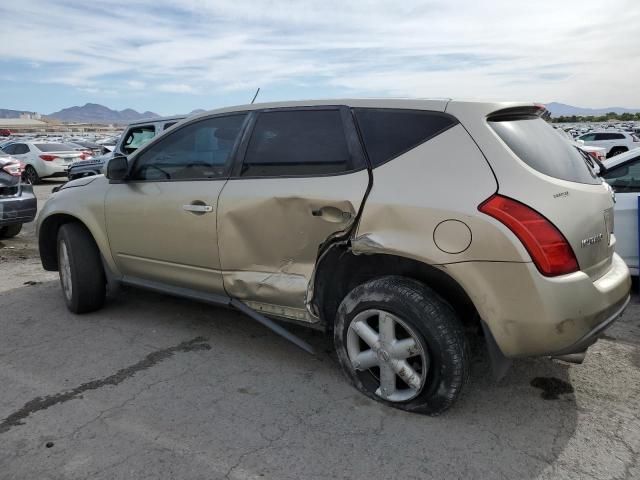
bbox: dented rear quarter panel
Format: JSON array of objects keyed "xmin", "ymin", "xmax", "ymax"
[{"xmin": 353, "ymin": 123, "xmax": 529, "ymax": 264}]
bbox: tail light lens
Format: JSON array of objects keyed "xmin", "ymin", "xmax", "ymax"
[
  {"xmin": 479, "ymin": 194, "xmax": 579, "ymax": 276},
  {"xmin": 2, "ymin": 161, "xmax": 22, "ymax": 176},
  {"xmin": 40, "ymin": 154, "xmax": 58, "ymax": 161},
  {"xmin": 79, "ymin": 151, "xmax": 92, "ymax": 160}
]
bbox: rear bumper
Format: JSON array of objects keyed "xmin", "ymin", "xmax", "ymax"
[
  {"xmin": 550, "ymin": 293, "xmax": 629, "ymax": 356},
  {"xmin": 39, "ymin": 161, "xmax": 68, "ymax": 178},
  {"xmin": 445, "ymin": 253, "xmax": 631, "ymax": 357},
  {"xmin": 0, "ymin": 184, "xmax": 37, "ymax": 226}
]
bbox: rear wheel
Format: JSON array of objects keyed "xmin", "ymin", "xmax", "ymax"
[
  {"xmin": 57, "ymin": 223, "xmax": 106, "ymax": 313},
  {"xmin": 23, "ymin": 165, "xmax": 40, "ymax": 184},
  {"xmin": 0, "ymin": 223, "xmax": 22, "ymax": 239},
  {"xmin": 334, "ymin": 276, "xmax": 469, "ymax": 415},
  {"xmin": 608, "ymin": 147, "xmax": 627, "ymax": 158}
]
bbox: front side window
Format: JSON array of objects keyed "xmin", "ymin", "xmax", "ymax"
[
  {"xmin": 241, "ymin": 110, "xmax": 354, "ymax": 177},
  {"xmin": 122, "ymin": 126, "xmax": 156, "ymax": 155},
  {"xmin": 2, "ymin": 144, "xmax": 16, "ymax": 154},
  {"xmin": 580, "ymin": 133, "xmax": 596, "ymax": 141},
  {"xmin": 603, "ymin": 156, "xmax": 640, "ymax": 192},
  {"xmin": 130, "ymin": 114, "xmax": 246, "ymax": 181}
]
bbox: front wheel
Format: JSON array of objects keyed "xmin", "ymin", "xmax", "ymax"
[
  {"xmin": 57, "ymin": 223, "xmax": 106, "ymax": 313},
  {"xmin": 334, "ymin": 276, "xmax": 469, "ymax": 415}
]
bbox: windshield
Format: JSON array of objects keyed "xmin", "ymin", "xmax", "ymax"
[{"xmin": 489, "ymin": 117, "xmax": 601, "ymax": 185}]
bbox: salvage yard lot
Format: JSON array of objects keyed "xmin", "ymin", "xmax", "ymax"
[{"xmin": 0, "ymin": 181, "xmax": 639, "ymax": 479}]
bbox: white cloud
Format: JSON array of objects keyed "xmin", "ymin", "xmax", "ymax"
[
  {"xmin": 157, "ymin": 83, "xmax": 196, "ymax": 93},
  {"xmin": 127, "ymin": 80, "xmax": 146, "ymax": 89},
  {"xmin": 0, "ymin": 0, "xmax": 639, "ymax": 107}
]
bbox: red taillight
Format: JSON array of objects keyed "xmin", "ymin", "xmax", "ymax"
[
  {"xmin": 587, "ymin": 150, "xmax": 605, "ymax": 161},
  {"xmin": 2, "ymin": 162, "xmax": 22, "ymax": 176},
  {"xmin": 478, "ymin": 194, "xmax": 578, "ymax": 276},
  {"xmin": 79, "ymin": 151, "xmax": 92, "ymax": 160},
  {"xmin": 39, "ymin": 154, "xmax": 58, "ymax": 161}
]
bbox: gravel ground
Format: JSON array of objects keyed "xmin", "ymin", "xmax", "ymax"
[{"xmin": 0, "ymin": 180, "xmax": 638, "ymax": 479}]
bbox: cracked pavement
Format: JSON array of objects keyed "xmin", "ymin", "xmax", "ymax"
[{"xmin": 0, "ymin": 181, "xmax": 638, "ymax": 479}]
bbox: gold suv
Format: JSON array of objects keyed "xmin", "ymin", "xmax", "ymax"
[{"xmin": 37, "ymin": 99, "xmax": 631, "ymax": 414}]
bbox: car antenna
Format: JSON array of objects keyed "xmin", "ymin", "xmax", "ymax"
[{"xmin": 250, "ymin": 88, "xmax": 260, "ymax": 104}]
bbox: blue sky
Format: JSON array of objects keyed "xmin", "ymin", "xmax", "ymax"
[{"xmin": 1, "ymin": 0, "xmax": 639, "ymax": 115}]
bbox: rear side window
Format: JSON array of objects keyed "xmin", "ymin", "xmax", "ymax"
[
  {"xmin": 489, "ymin": 117, "xmax": 601, "ymax": 185},
  {"xmin": 122, "ymin": 126, "xmax": 156, "ymax": 154},
  {"xmin": 353, "ymin": 108, "xmax": 457, "ymax": 167},
  {"xmin": 12, "ymin": 144, "xmax": 29, "ymax": 154},
  {"xmin": 241, "ymin": 110, "xmax": 355, "ymax": 177}
]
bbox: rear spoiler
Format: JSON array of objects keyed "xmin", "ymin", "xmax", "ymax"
[{"xmin": 487, "ymin": 104, "xmax": 551, "ymax": 121}]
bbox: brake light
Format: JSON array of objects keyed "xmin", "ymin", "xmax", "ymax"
[
  {"xmin": 79, "ymin": 151, "xmax": 92, "ymax": 160},
  {"xmin": 478, "ymin": 194, "xmax": 579, "ymax": 276},
  {"xmin": 587, "ymin": 150, "xmax": 605, "ymax": 161},
  {"xmin": 39, "ymin": 154, "xmax": 58, "ymax": 161},
  {"xmin": 2, "ymin": 162, "xmax": 22, "ymax": 176}
]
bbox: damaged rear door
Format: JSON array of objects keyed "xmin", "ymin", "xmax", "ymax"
[{"xmin": 217, "ymin": 107, "xmax": 369, "ymax": 321}]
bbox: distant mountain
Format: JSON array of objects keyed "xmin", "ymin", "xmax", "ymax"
[
  {"xmin": 546, "ymin": 102, "xmax": 640, "ymax": 118},
  {"xmin": 0, "ymin": 108, "xmax": 37, "ymax": 119},
  {"xmin": 47, "ymin": 103, "xmax": 160, "ymax": 124}
]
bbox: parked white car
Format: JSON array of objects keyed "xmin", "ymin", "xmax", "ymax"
[
  {"xmin": 578, "ymin": 131, "xmax": 640, "ymax": 158},
  {"xmin": 0, "ymin": 142, "xmax": 90, "ymax": 184},
  {"xmin": 602, "ymin": 149, "xmax": 640, "ymax": 275},
  {"xmin": 555, "ymin": 126, "xmax": 607, "ymax": 166}
]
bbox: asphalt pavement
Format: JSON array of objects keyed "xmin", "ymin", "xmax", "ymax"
[{"xmin": 0, "ymin": 180, "xmax": 638, "ymax": 479}]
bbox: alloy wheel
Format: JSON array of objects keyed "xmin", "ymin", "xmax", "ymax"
[
  {"xmin": 59, "ymin": 240, "xmax": 73, "ymax": 302},
  {"xmin": 346, "ymin": 309, "xmax": 428, "ymax": 402}
]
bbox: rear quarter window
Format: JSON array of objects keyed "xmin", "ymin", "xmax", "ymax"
[
  {"xmin": 353, "ymin": 108, "xmax": 457, "ymax": 167},
  {"xmin": 489, "ymin": 117, "xmax": 601, "ymax": 185}
]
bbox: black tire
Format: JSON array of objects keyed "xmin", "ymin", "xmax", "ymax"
[
  {"xmin": 57, "ymin": 223, "xmax": 106, "ymax": 313},
  {"xmin": 334, "ymin": 276, "xmax": 469, "ymax": 415},
  {"xmin": 0, "ymin": 223, "xmax": 22, "ymax": 239},
  {"xmin": 23, "ymin": 165, "xmax": 40, "ymax": 185},
  {"xmin": 607, "ymin": 147, "xmax": 627, "ymax": 158}
]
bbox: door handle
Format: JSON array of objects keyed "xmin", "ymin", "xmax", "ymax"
[
  {"xmin": 183, "ymin": 203, "xmax": 213, "ymax": 213},
  {"xmin": 311, "ymin": 206, "xmax": 353, "ymax": 223}
]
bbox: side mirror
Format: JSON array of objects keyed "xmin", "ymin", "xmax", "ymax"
[
  {"xmin": 106, "ymin": 155, "xmax": 129, "ymax": 182},
  {"xmin": 577, "ymin": 139, "xmax": 585, "ymax": 146}
]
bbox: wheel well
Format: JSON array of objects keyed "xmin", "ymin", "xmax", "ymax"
[
  {"xmin": 38, "ymin": 214, "xmax": 84, "ymax": 271},
  {"xmin": 312, "ymin": 246, "xmax": 480, "ymax": 331},
  {"xmin": 608, "ymin": 146, "xmax": 628, "ymax": 157}
]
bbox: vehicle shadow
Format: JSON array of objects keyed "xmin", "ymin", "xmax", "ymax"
[{"xmin": 0, "ymin": 281, "xmax": 578, "ymax": 479}]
